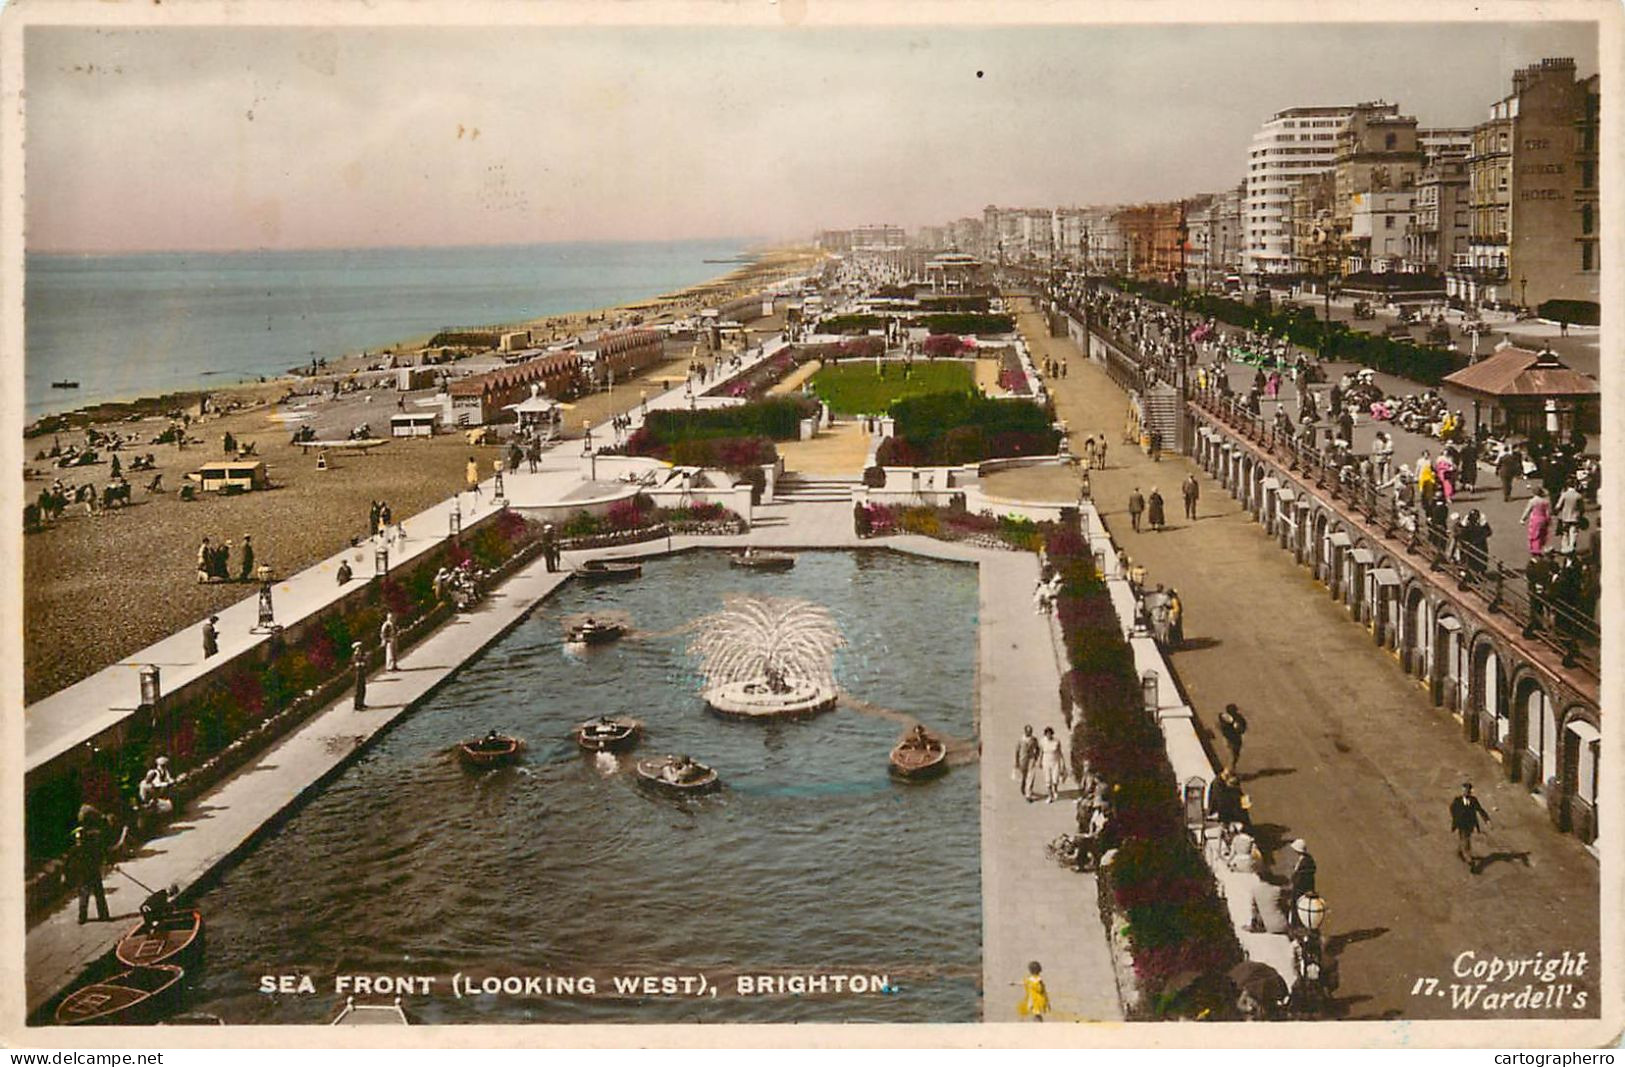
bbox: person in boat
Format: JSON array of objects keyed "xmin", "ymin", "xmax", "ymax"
[
  {"xmin": 587, "ymin": 717, "xmax": 621, "ymax": 738},
  {"xmin": 903, "ymin": 724, "xmax": 933, "ymax": 751},
  {"xmin": 139, "ymin": 885, "xmax": 180, "ymax": 931},
  {"xmin": 664, "ymin": 755, "xmax": 706, "ymax": 784},
  {"xmin": 483, "ymin": 729, "xmax": 505, "ymax": 749}
]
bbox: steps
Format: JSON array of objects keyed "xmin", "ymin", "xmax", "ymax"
[
  {"xmin": 774, "ymin": 475, "xmax": 858, "ymax": 504},
  {"xmin": 1142, "ymin": 383, "xmax": 1183, "ymax": 452}
]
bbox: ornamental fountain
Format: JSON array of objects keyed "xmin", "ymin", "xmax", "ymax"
[{"xmin": 688, "ymin": 595, "xmax": 844, "ymax": 718}]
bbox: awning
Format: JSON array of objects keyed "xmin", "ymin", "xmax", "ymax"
[
  {"xmin": 1372, "ymin": 567, "xmax": 1401, "ymax": 586},
  {"xmin": 1352, "ymin": 548, "xmax": 1376, "ymax": 565},
  {"xmin": 1263, "ymin": 477, "xmax": 1281, "ymax": 491},
  {"xmin": 1438, "ymin": 615, "xmax": 1463, "ymax": 633},
  {"xmin": 1330, "ymin": 532, "xmax": 1353, "ymax": 548},
  {"xmin": 1277, "ymin": 488, "xmax": 1296, "ymax": 503},
  {"xmin": 1566, "ymin": 719, "xmax": 1601, "ymax": 744}
]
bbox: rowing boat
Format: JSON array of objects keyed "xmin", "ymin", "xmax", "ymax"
[
  {"xmin": 56, "ymin": 965, "xmax": 184, "ymax": 1026},
  {"xmin": 635, "ymin": 756, "xmax": 720, "ymax": 794},
  {"xmin": 458, "ymin": 734, "xmax": 524, "ymax": 769},
  {"xmin": 575, "ymin": 559, "xmax": 642, "ymax": 582},
  {"xmin": 729, "ymin": 551, "xmax": 795, "ymax": 571}
]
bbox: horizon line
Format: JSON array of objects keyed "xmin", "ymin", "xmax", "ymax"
[{"xmin": 24, "ymin": 233, "xmax": 795, "ymax": 257}]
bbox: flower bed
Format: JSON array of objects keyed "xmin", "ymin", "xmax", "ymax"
[
  {"xmin": 913, "ymin": 312, "xmax": 1015, "ymax": 335},
  {"xmin": 557, "ymin": 499, "xmax": 746, "ymax": 545},
  {"xmin": 857, "ymin": 502, "xmax": 1050, "ymax": 552},
  {"xmin": 1046, "ymin": 525, "xmax": 1241, "ymax": 1018},
  {"xmin": 997, "ymin": 348, "xmax": 1032, "ymax": 395},
  {"xmin": 715, "ymin": 347, "xmax": 823, "ymax": 400}
]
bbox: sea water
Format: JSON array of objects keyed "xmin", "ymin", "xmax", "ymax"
[{"xmin": 22, "ymin": 238, "xmax": 753, "ymax": 421}]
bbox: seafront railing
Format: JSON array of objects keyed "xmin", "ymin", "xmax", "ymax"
[{"xmin": 1190, "ymin": 387, "xmax": 1600, "ymax": 674}]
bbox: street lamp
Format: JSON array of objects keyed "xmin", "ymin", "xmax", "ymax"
[
  {"xmin": 1294, "ymin": 891, "xmax": 1328, "ymax": 932},
  {"xmin": 449, "ymin": 498, "xmax": 462, "ymax": 539},
  {"xmin": 374, "ymin": 541, "xmax": 390, "ymax": 578},
  {"xmin": 582, "ymin": 419, "xmax": 597, "ymax": 481},
  {"xmin": 1519, "ymin": 275, "xmax": 1529, "ymax": 310}
]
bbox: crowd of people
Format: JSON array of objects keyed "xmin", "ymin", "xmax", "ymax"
[{"xmin": 433, "ymin": 559, "xmax": 491, "ymax": 612}]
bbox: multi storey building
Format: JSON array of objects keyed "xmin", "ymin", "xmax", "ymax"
[
  {"xmin": 1243, "ymin": 103, "xmax": 1382, "ymax": 273},
  {"xmin": 1408, "ymin": 149, "xmax": 1472, "ymax": 276},
  {"xmin": 1187, "ymin": 183, "xmax": 1246, "ymax": 285},
  {"xmin": 1452, "ymin": 57, "xmax": 1600, "ymax": 312}
]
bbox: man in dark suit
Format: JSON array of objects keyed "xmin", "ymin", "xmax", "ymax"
[
  {"xmin": 1450, "ymin": 781, "xmax": 1492, "ymax": 871},
  {"xmin": 70, "ymin": 806, "xmax": 111, "ymax": 924}
]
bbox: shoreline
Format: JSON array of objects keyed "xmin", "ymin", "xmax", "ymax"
[{"xmin": 22, "ymin": 245, "xmax": 822, "ymax": 436}]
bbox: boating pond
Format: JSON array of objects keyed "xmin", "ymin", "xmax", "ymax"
[{"xmin": 186, "ymin": 549, "xmax": 983, "ymax": 1023}]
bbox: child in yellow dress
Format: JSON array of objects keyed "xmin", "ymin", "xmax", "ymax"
[{"xmin": 1017, "ymin": 960, "xmax": 1050, "ymax": 1021}]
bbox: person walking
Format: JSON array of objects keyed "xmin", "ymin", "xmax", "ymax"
[
  {"xmin": 1450, "ymin": 781, "xmax": 1492, "ymax": 872},
  {"xmin": 1147, "ymin": 488, "xmax": 1166, "ymax": 532},
  {"xmin": 1082, "ymin": 436, "xmax": 1097, "ymax": 470},
  {"xmin": 1288, "ymin": 838, "xmax": 1317, "ymax": 901},
  {"xmin": 1038, "ymin": 726, "xmax": 1068, "ymax": 804},
  {"xmin": 238, "ymin": 535, "xmax": 255, "ymax": 582},
  {"xmin": 70, "ymin": 805, "xmax": 111, "ymax": 924},
  {"xmin": 465, "ymin": 456, "xmax": 482, "ymax": 499},
  {"xmin": 1015, "ymin": 724, "xmax": 1041, "ymax": 801},
  {"xmin": 1218, "ymin": 703, "xmax": 1248, "ymax": 771},
  {"xmin": 1096, "ymin": 437, "xmax": 1108, "ymax": 470},
  {"xmin": 1181, "ymin": 474, "xmax": 1200, "ymax": 520},
  {"xmin": 1166, "ymin": 588, "xmax": 1184, "ymax": 648},
  {"xmin": 352, "ymin": 642, "xmax": 368, "ymax": 710},
  {"xmin": 1496, "ymin": 447, "xmax": 1521, "ymax": 503},
  {"xmin": 1017, "ymin": 961, "xmax": 1050, "ymax": 1022},
  {"xmin": 1149, "ymin": 428, "xmax": 1163, "ymax": 461},
  {"xmin": 1127, "ymin": 487, "xmax": 1146, "ymax": 533},
  {"xmin": 202, "ymin": 615, "xmax": 219, "ymax": 659},
  {"xmin": 380, "ymin": 612, "xmax": 399, "ymax": 671},
  {"xmin": 1554, "ymin": 481, "xmax": 1584, "ymax": 553},
  {"xmin": 493, "ymin": 457, "xmax": 506, "ymax": 498},
  {"xmin": 369, "ymin": 500, "xmax": 382, "ymax": 538},
  {"xmin": 196, "ymin": 536, "xmax": 212, "ymax": 584},
  {"xmin": 1521, "ymin": 485, "xmax": 1552, "ymax": 555}
]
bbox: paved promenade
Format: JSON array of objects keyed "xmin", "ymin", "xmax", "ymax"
[{"xmin": 994, "ymin": 305, "xmax": 1601, "ymax": 1021}]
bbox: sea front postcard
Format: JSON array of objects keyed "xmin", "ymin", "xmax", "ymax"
[{"xmin": 0, "ymin": 0, "xmax": 1619, "ymax": 1052}]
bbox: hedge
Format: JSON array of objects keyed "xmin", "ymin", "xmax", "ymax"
[
  {"xmin": 913, "ymin": 313, "xmax": 1015, "ymax": 335},
  {"xmin": 1109, "ymin": 278, "xmax": 1459, "ymax": 386},
  {"xmin": 1047, "ymin": 525, "xmax": 1241, "ymax": 1015},
  {"xmin": 817, "ymin": 313, "xmax": 886, "ymax": 335},
  {"xmin": 630, "ymin": 398, "xmax": 811, "ymax": 446},
  {"xmin": 877, "ymin": 391, "xmax": 1058, "ymax": 464},
  {"xmin": 1537, "ymin": 299, "xmax": 1600, "ymax": 327}
]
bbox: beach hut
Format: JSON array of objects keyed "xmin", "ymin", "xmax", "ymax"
[
  {"xmin": 390, "ymin": 412, "xmax": 439, "ymax": 438},
  {"xmin": 193, "ymin": 460, "xmax": 269, "ymax": 493}
]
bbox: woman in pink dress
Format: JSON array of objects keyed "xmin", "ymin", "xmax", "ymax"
[
  {"xmin": 1433, "ymin": 453, "xmax": 1456, "ymax": 503},
  {"xmin": 1521, "ymin": 486, "xmax": 1552, "ymax": 554}
]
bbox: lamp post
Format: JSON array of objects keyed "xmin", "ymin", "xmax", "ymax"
[
  {"xmin": 253, "ymin": 564, "xmax": 278, "ymax": 634},
  {"xmin": 449, "ymin": 498, "xmax": 462, "ymax": 539},
  {"xmin": 374, "ymin": 541, "xmax": 389, "ymax": 578},
  {"xmin": 582, "ymin": 419, "xmax": 596, "ymax": 481},
  {"xmin": 1519, "ymin": 275, "xmax": 1529, "ymax": 310}
]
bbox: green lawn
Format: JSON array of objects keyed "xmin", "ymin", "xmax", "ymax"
[{"xmin": 808, "ymin": 360, "xmax": 976, "ymax": 415}]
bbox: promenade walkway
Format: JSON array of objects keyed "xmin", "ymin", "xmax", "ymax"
[
  {"xmin": 991, "ymin": 306, "xmax": 1600, "ymax": 1021},
  {"xmin": 28, "ymin": 485, "xmax": 1120, "ymax": 1023}
]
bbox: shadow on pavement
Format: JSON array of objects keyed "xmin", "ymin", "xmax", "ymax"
[{"xmin": 1240, "ymin": 766, "xmax": 1295, "ymax": 782}]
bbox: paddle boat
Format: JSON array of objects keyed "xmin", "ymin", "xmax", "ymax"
[
  {"xmin": 56, "ymin": 965, "xmax": 185, "ymax": 1026},
  {"xmin": 574, "ymin": 559, "xmax": 642, "ymax": 583},
  {"xmin": 457, "ymin": 731, "xmax": 524, "ymax": 769},
  {"xmin": 635, "ymin": 755, "xmax": 721, "ymax": 795},
  {"xmin": 564, "ymin": 618, "xmax": 626, "ymax": 647},
  {"xmin": 729, "ymin": 549, "xmax": 795, "ymax": 572},
  {"xmin": 889, "ymin": 727, "xmax": 948, "ymax": 781},
  {"xmin": 573, "ymin": 715, "xmax": 643, "ymax": 753},
  {"xmin": 115, "ymin": 901, "xmax": 204, "ymax": 970}
]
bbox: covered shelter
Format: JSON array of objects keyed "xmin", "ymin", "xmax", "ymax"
[
  {"xmin": 1443, "ymin": 345, "xmax": 1600, "ymax": 437},
  {"xmin": 192, "ymin": 460, "xmax": 269, "ymax": 493},
  {"xmin": 507, "ymin": 387, "xmax": 563, "ymax": 437}
]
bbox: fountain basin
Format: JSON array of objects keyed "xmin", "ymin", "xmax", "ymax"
[{"xmin": 703, "ymin": 678, "xmax": 838, "ymax": 719}]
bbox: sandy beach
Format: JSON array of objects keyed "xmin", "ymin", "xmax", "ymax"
[{"xmin": 22, "ymin": 247, "xmax": 823, "ymax": 702}]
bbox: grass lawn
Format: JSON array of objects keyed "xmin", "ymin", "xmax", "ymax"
[{"xmin": 809, "ymin": 360, "xmax": 977, "ymax": 414}]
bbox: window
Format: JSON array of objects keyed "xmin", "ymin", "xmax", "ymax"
[
  {"xmin": 1385, "ymin": 216, "xmax": 1396, "ymax": 229},
  {"xmin": 1581, "ymin": 161, "xmax": 1595, "ymax": 189},
  {"xmin": 1385, "ymin": 132, "xmax": 1397, "ymax": 150},
  {"xmin": 1582, "ymin": 243, "xmax": 1595, "ymax": 271},
  {"xmin": 1582, "ymin": 204, "xmax": 1595, "ymax": 234}
]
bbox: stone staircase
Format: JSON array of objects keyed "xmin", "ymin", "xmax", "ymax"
[
  {"xmin": 774, "ymin": 474, "xmax": 858, "ymax": 504},
  {"xmin": 1142, "ymin": 382, "xmax": 1184, "ymax": 452}
]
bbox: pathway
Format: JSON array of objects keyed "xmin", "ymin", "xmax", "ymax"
[{"xmin": 988, "ymin": 304, "xmax": 1601, "ymax": 1021}]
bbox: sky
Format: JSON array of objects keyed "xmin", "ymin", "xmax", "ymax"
[{"xmin": 22, "ymin": 18, "xmax": 1602, "ymax": 253}]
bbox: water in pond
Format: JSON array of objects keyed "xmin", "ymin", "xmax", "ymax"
[{"xmin": 186, "ymin": 550, "xmax": 982, "ymax": 1024}]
